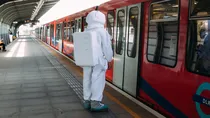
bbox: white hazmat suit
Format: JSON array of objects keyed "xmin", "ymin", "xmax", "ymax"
[{"xmin": 82, "ymin": 10, "xmax": 113, "ymax": 110}]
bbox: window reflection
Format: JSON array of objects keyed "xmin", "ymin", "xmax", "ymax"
[
  {"xmin": 194, "ymin": 20, "xmax": 210, "ymax": 74},
  {"xmin": 47, "ymin": 26, "xmax": 50, "ymax": 37},
  {"xmin": 63, "ymin": 22, "xmax": 68, "ymax": 40},
  {"xmin": 78, "ymin": 19, "xmax": 81, "ymax": 32},
  {"xmin": 107, "ymin": 11, "xmax": 114, "ymax": 37},
  {"xmin": 127, "ymin": 7, "xmax": 139, "ymax": 58},
  {"xmin": 83, "ymin": 17, "xmax": 88, "ymax": 30},
  {"xmin": 147, "ymin": 0, "xmax": 179, "ymax": 67},
  {"xmin": 116, "ymin": 10, "xmax": 125, "ymax": 55},
  {"xmin": 56, "ymin": 24, "xmax": 61, "ymax": 40},
  {"xmin": 107, "ymin": 11, "xmax": 115, "ymax": 56},
  {"xmin": 50, "ymin": 25, "xmax": 54, "ymax": 39},
  {"xmin": 191, "ymin": 0, "xmax": 210, "ymax": 17},
  {"xmin": 151, "ymin": 0, "xmax": 179, "ymax": 21}
]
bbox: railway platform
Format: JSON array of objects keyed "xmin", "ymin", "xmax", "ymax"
[{"xmin": 0, "ymin": 35, "xmax": 163, "ymax": 118}]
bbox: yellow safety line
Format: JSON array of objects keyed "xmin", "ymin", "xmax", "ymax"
[
  {"xmin": 104, "ymin": 91, "xmax": 141, "ymax": 118},
  {"xmin": 78, "ymin": 71, "xmax": 141, "ymax": 118}
]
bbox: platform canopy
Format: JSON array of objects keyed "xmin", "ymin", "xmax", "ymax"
[{"xmin": 0, "ymin": 0, "xmax": 59, "ymax": 26}]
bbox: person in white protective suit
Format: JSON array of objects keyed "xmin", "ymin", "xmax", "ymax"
[{"xmin": 82, "ymin": 9, "xmax": 113, "ymax": 111}]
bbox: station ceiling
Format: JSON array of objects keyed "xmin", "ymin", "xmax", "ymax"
[{"xmin": 0, "ymin": 0, "xmax": 59, "ymax": 26}]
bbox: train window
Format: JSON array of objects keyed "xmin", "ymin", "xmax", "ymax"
[
  {"xmin": 47, "ymin": 26, "xmax": 50, "ymax": 37},
  {"xmin": 107, "ymin": 11, "xmax": 115, "ymax": 38},
  {"xmin": 56, "ymin": 24, "xmax": 61, "ymax": 40},
  {"xmin": 78, "ymin": 19, "xmax": 82, "ymax": 32},
  {"xmin": 187, "ymin": 20, "xmax": 210, "ymax": 76},
  {"xmin": 191, "ymin": 0, "xmax": 210, "ymax": 17},
  {"xmin": 116, "ymin": 10, "xmax": 125, "ymax": 55},
  {"xmin": 63, "ymin": 22, "xmax": 67, "ymax": 39},
  {"xmin": 127, "ymin": 7, "xmax": 139, "ymax": 58},
  {"xmin": 43, "ymin": 27, "xmax": 45, "ymax": 38},
  {"xmin": 40, "ymin": 27, "xmax": 43, "ymax": 39},
  {"xmin": 66, "ymin": 22, "xmax": 71, "ymax": 41},
  {"xmin": 71, "ymin": 21, "xmax": 75, "ymax": 33},
  {"xmin": 150, "ymin": 0, "xmax": 178, "ymax": 22},
  {"xmin": 147, "ymin": 0, "xmax": 179, "ymax": 67},
  {"xmin": 69, "ymin": 21, "xmax": 74, "ymax": 42},
  {"xmin": 83, "ymin": 17, "xmax": 87, "ymax": 31},
  {"xmin": 63, "ymin": 22, "xmax": 69, "ymax": 40},
  {"xmin": 107, "ymin": 10, "xmax": 115, "ymax": 56},
  {"xmin": 74, "ymin": 20, "xmax": 77, "ymax": 32},
  {"xmin": 50, "ymin": 24, "xmax": 54, "ymax": 38},
  {"xmin": 44, "ymin": 26, "xmax": 47, "ymax": 39},
  {"xmin": 41, "ymin": 27, "xmax": 43, "ymax": 39}
]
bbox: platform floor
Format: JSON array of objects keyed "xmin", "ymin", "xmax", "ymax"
[{"xmin": 0, "ymin": 36, "xmax": 159, "ymax": 118}]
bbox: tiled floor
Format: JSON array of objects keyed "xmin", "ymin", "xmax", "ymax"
[{"xmin": 0, "ymin": 36, "xmax": 158, "ymax": 118}]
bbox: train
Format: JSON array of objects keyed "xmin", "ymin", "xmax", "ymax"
[{"xmin": 35, "ymin": 0, "xmax": 210, "ymax": 118}]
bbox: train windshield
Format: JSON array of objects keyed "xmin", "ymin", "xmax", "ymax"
[{"xmin": 191, "ymin": 0, "xmax": 210, "ymax": 17}]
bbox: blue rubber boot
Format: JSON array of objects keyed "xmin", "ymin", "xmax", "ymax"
[
  {"xmin": 83, "ymin": 100, "xmax": 91, "ymax": 110},
  {"xmin": 90, "ymin": 101, "xmax": 108, "ymax": 112}
]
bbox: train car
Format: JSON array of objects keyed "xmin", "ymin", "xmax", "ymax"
[{"xmin": 35, "ymin": 0, "xmax": 210, "ymax": 117}]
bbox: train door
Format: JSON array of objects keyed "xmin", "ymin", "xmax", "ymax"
[{"xmin": 113, "ymin": 3, "xmax": 141, "ymax": 96}]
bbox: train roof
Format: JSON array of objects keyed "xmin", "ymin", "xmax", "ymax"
[{"xmin": 43, "ymin": 0, "xmax": 149, "ymax": 26}]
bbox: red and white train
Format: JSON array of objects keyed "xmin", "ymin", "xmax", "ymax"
[{"xmin": 35, "ymin": 0, "xmax": 210, "ymax": 117}]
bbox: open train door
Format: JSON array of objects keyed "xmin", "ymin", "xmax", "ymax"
[{"xmin": 113, "ymin": 3, "xmax": 142, "ymax": 97}]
